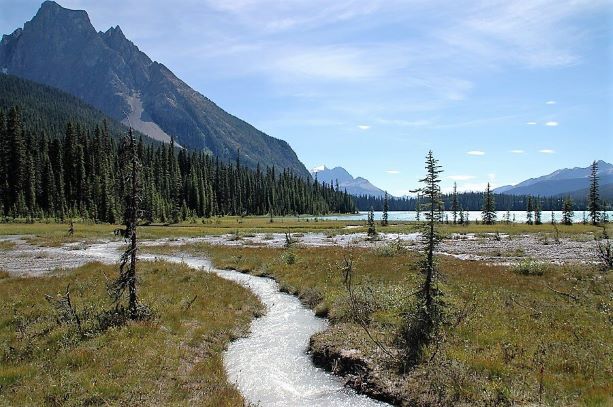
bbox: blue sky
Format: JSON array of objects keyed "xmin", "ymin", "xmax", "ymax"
[{"xmin": 2, "ymin": 0, "xmax": 611, "ymax": 195}]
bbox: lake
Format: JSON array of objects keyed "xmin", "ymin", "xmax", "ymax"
[{"xmin": 315, "ymin": 211, "xmax": 613, "ymax": 224}]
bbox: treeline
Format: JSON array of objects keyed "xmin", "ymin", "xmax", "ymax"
[
  {"xmin": 0, "ymin": 106, "xmax": 355, "ymax": 222},
  {"xmin": 355, "ymin": 191, "xmax": 595, "ymax": 212}
]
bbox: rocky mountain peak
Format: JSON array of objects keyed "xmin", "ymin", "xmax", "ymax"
[
  {"xmin": 0, "ymin": 1, "xmax": 311, "ymax": 178},
  {"xmin": 30, "ymin": 1, "xmax": 96, "ymax": 37}
]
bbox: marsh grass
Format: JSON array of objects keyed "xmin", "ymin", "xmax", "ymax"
[
  {"xmin": 0, "ymin": 260, "xmax": 263, "ymax": 406},
  {"xmin": 148, "ymin": 243, "xmax": 613, "ymax": 405},
  {"xmin": 1, "ymin": 220, "xmax": 609, "ymax": 248}
]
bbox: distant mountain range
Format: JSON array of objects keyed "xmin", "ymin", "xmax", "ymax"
[
  {"xmin": 310, "ymin": 165, "xmax": 386, "ymax": 197},
  {"xmin": 495, "ymin": 160, "xmax": 613, "ymax": 199},
  {"xmin": 0, "ymin": 1, "xmax": 309, "ymax": 178}
]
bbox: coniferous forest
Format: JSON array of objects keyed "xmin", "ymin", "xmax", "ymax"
[
  {"xmin": 0, "ymin": 106, "xmax": 355, "ymax": 222},
  {"xmin": 355, "ymin": 191, "xmax": 600, "ymax": 212}
]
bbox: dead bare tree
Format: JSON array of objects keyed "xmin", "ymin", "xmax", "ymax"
[
  {"xmin": 45, "ymin": 284, "xmax": 83, "ymax": 336},
  {"xmin": 340, "ymin": 254, "xmax": 396, "ymax": 359}
]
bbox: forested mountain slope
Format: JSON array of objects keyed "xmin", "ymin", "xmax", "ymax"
[
  {"xmin": 0, "ymin": 74, "xmax": 145, "ymax": 142},
  {"xmin": 0, "ymin": 100, "xmax": 354, "ymax": 221}
]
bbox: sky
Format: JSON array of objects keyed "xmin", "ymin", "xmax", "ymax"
[{"xmin": 1, "ymin": 0, "xmax": 612, "ymax": 195}]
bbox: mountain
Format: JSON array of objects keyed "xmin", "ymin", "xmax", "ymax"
[
  {"xmin": 494, "ymin": 160, "xmax": 613, "ymax": 197},
  {"xmin": 311, "ymin": 165, "xmax": 386, "ymax": 197},
  {"xmin": 0, "ymin": 1, "xmax": 310, "ymax": 178}
]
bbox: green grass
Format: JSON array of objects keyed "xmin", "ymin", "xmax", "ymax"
[
  {"xmin": 144, "ymin": 242, "xmax": 613, "ymax": 406},
  {"xmin": 0, "ymin": 260, "xmax": 263, "ymax": 406}
]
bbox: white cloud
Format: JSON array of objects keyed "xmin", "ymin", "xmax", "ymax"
[
  {"xmin": 447, "ymin": 175, "xmax": 475, "ymax": 181},
  {"xmin": 545, "ymin": 121, "xmax": 559, "ymax": 127},
  {"xmin": 357, "ymin": 124, "xmax": 370, "ymax": 130},
  {"xmin": 466, "ymin": 150, "xmax": 485, "ymax": 156},
  {"xmin": 311, "ymin": 164, "xmax": 326, "ymax": 172},
  {"xmin": 539, "ymin": 149, "xmax": 555, "ymax": 154},
  {"xmin": 526, "ymin": 121, "xmax": 537, "ymax": 125},
  {"xmin": 385, "ymin": 170, "xmax": 400, "ymax": 174},
  {"xmin": 510, "ymin": 149, "xmax": 525, "ymax": 154},
  {"xmin": 545, "ymin": 100, "xmax": 557, "ymax": 105}
]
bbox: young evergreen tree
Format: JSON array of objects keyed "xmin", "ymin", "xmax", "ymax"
[
  {"xmin": 562, "ymin": 196, "xmax": 573, "ymax": 225},
  {"xmin": 400, "ymin": 151, "xmax": 444, "ymax": 368},
  {"xmin": 535, "ymin": 198, "xmax": 542, "ymax": 225},
  {"xmin": 381, "ymin": 191, "xmax": 389, "ymax": 226},
  {"xmin": 550, "ymin": 210, "xmax": 555, "ymax": 225},
  {"xmin": 481, "ymin": 182, "xmax": 496, "ymax": 225},
  {"xmin": 367, "ymin": 207, "xmax": 376, "ymax": 237},
  {"xmin": 526, "ymin": 196, "xmax": 534, "ymax": 225},
  {"xmin": 588, "ymin": 160, "xmax": 601, "ymax": 225}
]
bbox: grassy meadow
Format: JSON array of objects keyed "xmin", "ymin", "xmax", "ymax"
[
  {"xmin": 0, "ymin": 217, "xmax": 609, "ymax": 248},
  {"xmin": 142, "ymin": 242, "xmax": 613, "ymax": 406},
  {"xmin": 0, "ymin": 260, "xmax": 263, "ymax": 406}
]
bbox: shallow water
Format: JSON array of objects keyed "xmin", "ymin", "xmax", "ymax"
[{"xmin": 2, "ymin": 240, "xmax": 387, "ymax": 406}]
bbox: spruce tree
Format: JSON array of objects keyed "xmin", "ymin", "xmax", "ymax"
[
  {"xmin": 562, "ymin": 196, "xmax": 573, "ymax": 225},
  {"xmin": 381, "ymin": 191, "xmax": 389, "ymax": 226},
  {"xmin": 400, "ymin": 151, "xmax": 444, "ymax": 367},
  {"xmin": 481, "ymin": 182, "xmax": 496, "ymax": 225},
  {"xmin": 588, "ymin": 160, "xmax": 601, "ymax": 225},
  {"xmin": 367, "ymin": 207, "xmax": 376, "ymax": 237},
  {"xmin": 526, "ymin": 197, "xmax": 534, "ymax": 225},
  {"xmin": 535, "ymin": 198, "xmax": 542, "ymax": 225}
]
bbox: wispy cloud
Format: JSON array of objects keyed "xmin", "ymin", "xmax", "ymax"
[
  {"xmin": 526, "ymin": 121, "xmax": 537, "ymax": 125},
  {"xmin": 510, "ymin": 149, "xmax": 525, "ymax": 154},
  {"xmin": 539, "ymin": 149, "xmax": 555, "ymax": 154},
  {"xmin": 385, "ymin": 170, "xmax": 400, "ymax": 174},
  {"xmin": 357, "ymin": 124, "xmax": 370, "ymax": 130},
  {"xmin": 545, "ymin": 100, "xmax": 557, "ymax": 105},
  {"xmin": 467, "ymin": 150, "xmax": 485, "ymax": 156},
  {"xmin": 447, "ymin": 175, "xmax": 476, "ymax": 181},
  {"xmin": 545, "ymin": 121, "xmax": 559, "ymax": 127}
]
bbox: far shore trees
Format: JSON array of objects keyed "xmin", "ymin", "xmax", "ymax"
[
  {"xmin": 451, "ymin": 182, "xmax": 459, "ymax": 224},
  {"xmin": 481, "ymin": 182, "xmax": 496, "ymax": 225},
  {"xmin": 588, "ymin": 160, "xmax": 601, "ymax": 225}
]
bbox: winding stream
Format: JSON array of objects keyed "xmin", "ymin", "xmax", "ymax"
[{"xmin": 1, "ymin": 239, "xmax": 387, "ymax": 407}]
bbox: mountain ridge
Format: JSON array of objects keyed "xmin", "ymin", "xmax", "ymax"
[
  {"xmin": 0, "ymin": 1, "xmax": 310, "ymax": 178},
  {"xmin": 311, "ymin": 165, "xmax": 386, "ymax": 197},
  {"xmin": 494, "ymin": 160, "xmax": 613, "ymax": 197}
]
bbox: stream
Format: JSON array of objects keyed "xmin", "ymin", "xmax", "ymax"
[{"xmin": 0, "ymin": 238, "xmax": 387, "ymax": 407}]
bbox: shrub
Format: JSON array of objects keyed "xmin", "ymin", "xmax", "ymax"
[
  {"xmin": 374, "ymin": 238, "xmax": 405, "ymax": 257},
  {"xmin": 281, "ymin": 251, "xmax": 296, "ymax": 265},
  {"xmin": 512, "ymin": 260, "xmax": 546, "ymax": 276}
]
